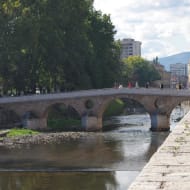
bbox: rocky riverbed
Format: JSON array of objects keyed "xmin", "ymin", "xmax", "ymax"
[{"xmin": 0, "ymin": 132, "xmax": 89, "ymax": 148}]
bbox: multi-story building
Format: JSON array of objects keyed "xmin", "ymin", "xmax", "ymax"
[
  {"xmin": 153, "ymin": 62, "xmax": 171, "ymax": 88},
  {"xmin": 120, "ymin": 38, "xmax": 141, "ymax": 59},
  {"xmin": 170, "ymin": 63, "xmax": 187, "ymax": 88},
  {"xmin": 187, "ymin": 61, "xmax": 190, "ymax": 88}
]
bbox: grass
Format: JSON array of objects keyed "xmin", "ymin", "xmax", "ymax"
[
  {"xmin": 47, "ymin": 119, "xmax": 81, "ymax": 131},
  {"xmin": 6, "ymin": 128, "xmax": 39, "ymax": 138}
]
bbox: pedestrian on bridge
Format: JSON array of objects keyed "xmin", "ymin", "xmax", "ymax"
[
  {"xmin": 135, "ymin": 81, "xmax": 139, "ymax": 88},
  {"xmin": 160, "ymin": 83, "xmax": 164, "ymax": 89},
  {"xmin": 145, "ymin": 82, "xmax": 149, "ymax": 88},
  {"xmin": 128, "ymin": 82, "xmax": 132, "ymax": 88}
]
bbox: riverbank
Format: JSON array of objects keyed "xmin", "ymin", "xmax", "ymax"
[
  {"xmin": 128, "ymin": 110, "xmax": 190, "ymax": 190},
  {"xmin": 0, "ymin": 131, "xmax": 88, "ymax": 148}
]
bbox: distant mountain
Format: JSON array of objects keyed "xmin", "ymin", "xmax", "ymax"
[{"xmin": 158, "ymin": 52, "xmax": 190, "ymax": 71}]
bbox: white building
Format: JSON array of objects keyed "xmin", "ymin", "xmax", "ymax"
[{"xmin": 120, "ymin": 38, "xmax": 141, "ymax": 59}]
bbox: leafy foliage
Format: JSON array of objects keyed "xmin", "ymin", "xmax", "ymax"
[
  {"xmin": 122, "ymin": 56, "xmax": 161, "ymax": 86},
  {"xmin": 0, "ymin": 1, "xmax": 160, "ymax": 94},
  {"xmin": 0, "ymin": 0, "xmax": 121, "ymax": 94},
  {"xmin": 103, "ymin": 99, "xmax": 125, "ymax": 118}
]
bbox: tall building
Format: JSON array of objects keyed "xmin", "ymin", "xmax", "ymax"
[
  {"xmin": 170, "ymin": 63, "xmax": 187, "ymax": 88},
  {"xmin": 187, "ymin": 61, "xmax": 190, "ymax": 88},
  {"xmin": 120, "ymin": 38, "xmax": 141, "ymax": 59}
]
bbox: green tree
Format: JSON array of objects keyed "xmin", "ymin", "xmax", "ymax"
[
  {"xmin": 0, "ymin": 0, "xmax": 121, "ymax": 94},
  {"xmin": 122, "ymin": 56, "xmax": 161, "ymax": 86},
  {"xmin": 87, "ymin": 10, "xmax": 121, "ymax": 88},
  {"xmin": 0, "ymin": 0, "xmax": 20, "ymax": 94}
]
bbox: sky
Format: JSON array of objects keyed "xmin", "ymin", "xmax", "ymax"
[{"xmin": 93, "ymin": 0, "xmax": 190, "ymax": 60}]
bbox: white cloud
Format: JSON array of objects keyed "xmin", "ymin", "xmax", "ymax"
[{"xmin": 94, "ymin": 0, "xmax": 190, "ymax": 60}]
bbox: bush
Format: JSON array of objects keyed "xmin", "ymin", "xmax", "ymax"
[{"xmin": 103, "ymin": 99, "xmax": 124, "ymax": 118}]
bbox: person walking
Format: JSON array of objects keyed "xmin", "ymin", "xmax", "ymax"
[
  {"xmin": 135, "ymin": 81, "xmax": 139, "ymax": 88},
  {"xmin": 128, "ymin": 82, "xmax": 132, "ymax": 88},
  {"xmin": 160, "ymin": 83, "xmax": 164, "ymax": 89},
  {"xmin": 145, "ymin": 82, "xmax": 149, "ymax": 88}
]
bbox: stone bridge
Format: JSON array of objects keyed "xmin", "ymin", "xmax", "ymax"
[{"xmin": 0, "ymin": 88, "xmax": 190, "ymax": 131}]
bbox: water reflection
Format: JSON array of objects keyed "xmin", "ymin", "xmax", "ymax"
[
  {"xmin": 0, "ymin": 111, "xmax": 183, "ymax": 190},
  {"xmin": 0, "ymin": 171, "xmax": 141, "ymax": 190},
  {"xmin": 0, "ymin": 135, "xmax": 124, "ymax": 171},
  {"xmin": 0, "ymin": 172, "xmax": 118, "ymax": 190},
  {"xmin": 0, "ymin": 127, "xmax": 167, "ymax": 172}
]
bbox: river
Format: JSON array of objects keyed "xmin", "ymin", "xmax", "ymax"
[{"xmin": 0, "ymin": 107, "xmax": 188, "ymax": 190}]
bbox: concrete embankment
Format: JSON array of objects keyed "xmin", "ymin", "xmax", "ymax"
[{"xmin": 128, "ymin": 111, "xmax": 190, "ymax": 190}]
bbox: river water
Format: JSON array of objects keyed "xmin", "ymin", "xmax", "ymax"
[{"xmin": 0, "ymin": 107, "xmax": 187, "ymax": 190}]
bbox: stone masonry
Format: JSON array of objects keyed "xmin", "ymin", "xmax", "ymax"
[
  {"xmin": 128, "ymin": 110, "xmax": 190, "ymax": 190},
  {"xmin": 0, "ymin": 88, "xmax": 190, "ymax": 131}
]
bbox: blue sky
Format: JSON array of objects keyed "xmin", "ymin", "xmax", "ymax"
[{"xmin": 94, "ymin": 0, "xmax": 190, "ymax": 60}]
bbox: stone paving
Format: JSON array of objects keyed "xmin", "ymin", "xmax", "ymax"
[{"xmin": 128, "ymin": 111, "xmax": 190, "ymax": 190}]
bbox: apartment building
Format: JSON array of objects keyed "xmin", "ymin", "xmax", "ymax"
[
  {"xmin": 170, "ymin": 63, "xmax": 187, "ymax": 88},
  {"xmin": 120, "ymin": 38, "xmax": 141, "ymax": 59}
]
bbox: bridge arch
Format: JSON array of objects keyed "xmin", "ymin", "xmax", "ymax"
[
  {"xmin": 96, "ymin": 95, "xmax": 190, "ymax": 132},
  {"xmin": 97, "ymin": 96, "xmax": 150, "ymax": 130},
  {"xmin": 1, "ymin": 88, "xmax": 190, "ymax": 132},
  {"xmin": 45, "ymin": 103, "xmax": 81, "ymax": 131},
  {"xmin": 146, "ymin": 96, "xmax": 190, "ymax": 131},
  {"xmin": 97, "ymin": 94, "xmax": 149, "ymax": 118},
  {"xmin": 170, "ymin": 100, "xmax": 190, "ymax": 125},
  {"xmin": 166, "ymin": 98, "xmax": 190, "ymax": 115},
  {"xmin": 0, "ymin": 107, "xmax": 21, "ymax": 129}
]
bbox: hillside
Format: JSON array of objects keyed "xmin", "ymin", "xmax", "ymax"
[{"xmin": 158, "ymin": 52, "xmax": 190, "ymax": 71}]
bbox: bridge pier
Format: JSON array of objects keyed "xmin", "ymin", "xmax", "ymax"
[
  {"xmin": 150, "ymin": 113, "xmax": 170, "ymax": 131},
  {"xmin": 23, "ymin": 118, "xmax": 47, "ymax": 130},
  {"xmin": 81, "ymin": 115, "xmax": 102, "ymax": 131}
]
